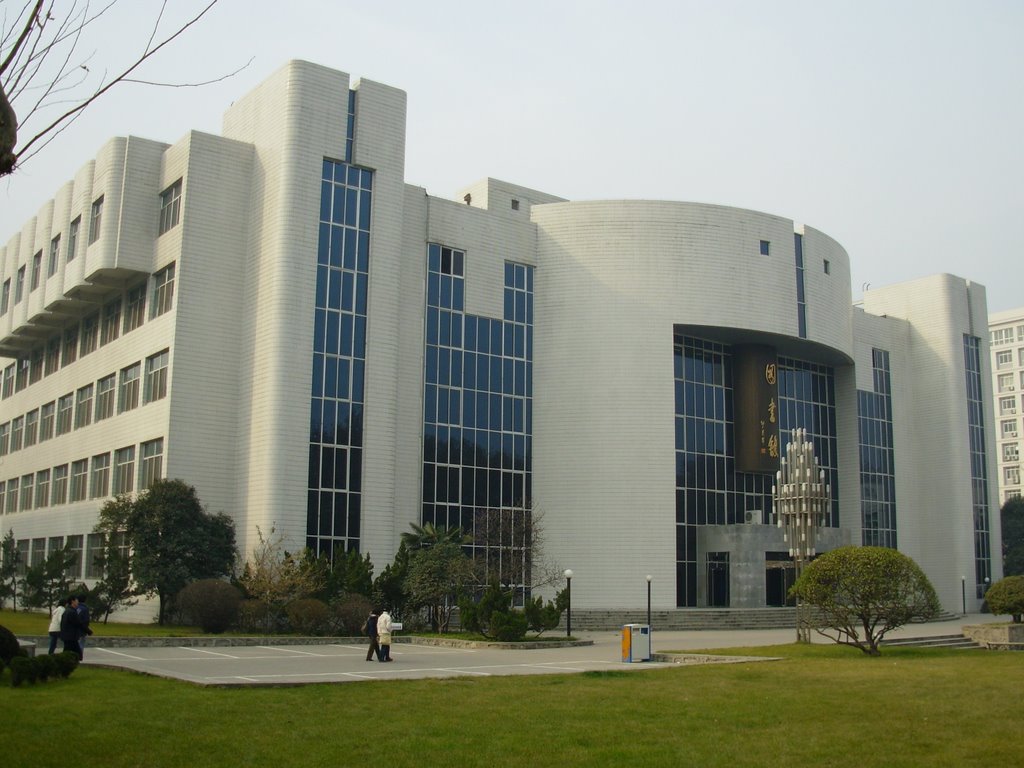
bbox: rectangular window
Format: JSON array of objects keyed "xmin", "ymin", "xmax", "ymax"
[
  {"xmin": 85, "ymin": 532, "xmax": 105, "ymax": 579},
  {"xmin": 90, "ymin": 453, "xmax": 110, "ymax": 499},
  {"xmin": 30, "ymin": 250, "xmax": 42, "ymax": 290},
  {"xmin": 1004, "ymin": 443, "xmax": 1020, "ymax": 463},
  {"xmin": 0, "ymin": 423, "xmax": 8, "ymax": 456},
  {"xmin": 140, "ymin": 438, "xmax": 164, "ymax": 490},
  {"xmin": 119, "ymin": 362, "xmax": 141, "ymax": 412},
  {"xmin": 159, "ymin": 179, "xmax": 183, "ymax": 235},
  {"xmin": 35, "ymin": 469, "xmax": 50, "ymax": 508},
  {"xmin": 48, "ymin": 235, "xmax": 60, "ymax": 277},
  {"xmin": 15, "ymin": 358, "xmax": 28, "ymax": 391},
  {"xmin": 63, "ymin": 324, "xmax": 79, "ymax": 366},
  {"xmin": 15, "ymin": 265, "xmax": 25, "ymax": 303},
  {"xmin": 1, "ymin": 279, "xmax": 9, "ymax": 314},
  {"xmin": 23, "ymin": 409, "xmax": 38, "ymax": 447},
  {"xmin": 113, "ymin": 446, "xmax": 135, "ymax": 495},
  {"xmin": 95, "ymin": 374, "xmax": 116, "ymax": 421},
  {"xmin": 998, "ymin": 373, "xmax": 1015, "ymax": 393},
  {"xmin": 1000, "ymin": 396, "xmax": 1017, "ymax": 416},
  {"xmin": 29, "ymin": 346, "xmax": 43, "ymax": 384},
  {"xmin": 69, "ymin": 459, "xmax": 88, "ymax": 502},
  {"xmin": 759, "ymin": 240, "xmax": 770, "ymax": 256},
  {"xmin": 45, "ymin": 335, "xmax": 60, "ymax": 375},
  {"xmin": 1006, "ymin": 466, "xmax": 1021, "ymax": 486},
  {"xmin": 1, "ymin": 364, "xmax": 12, "ymax": 398},
  {"xmin": 65, "ymin": 535, "xmax": 83, "ymax": 579},
  {"xmin": 52, "ymin": 464, "xmax": 68, "ymax": 504},
  {"xmin": 31, "ymin": 538, "xmax": 46, "ymax": 567},
  {"xmin": 150, "ymin": 264, "xmax": 176, "ymax": 318},
  {"xmin": 996, "ymin": 350, "xmax": 1013, "ymax": 369},
  {"xmin": 0, "ymin": 482, "xmax": 5, "ymax": 515},
  {"xmin": 56, "ymin": 393, "xmax": 74, "ymax": 435},
  {"xmin": 75, "ymin": 384, "xmax": 94, "ymax": 429},
  {"xmin": 6, "ymin": 479, "xmax": 17, "ymax": 514},
  {"xmin": 89, "ymin": 195, "xmax": 104, "ymax": 244},
  {"xmin": 67, "ymin": 216, "xmax": 80, "ymax": 261},
  {"xmin": 101, "ymin": 297, "xmax": 121, "ymax": 345},
  {"xmin": 10, "ymin": 416, "xmax": 23, "ymax": 451},
  {"xmin": 124, "ymin": 283, "xmax": 147, "ymax": 333},
  {"xmin": 80, "ymin": 313, "xmax": 98, "ymax": 355},
  {"xmin": 823, "ymin": 259, "xmax": 831, "ymax": 274},
  {"xmin": 21, "ymin": 474, "xmax": 34, "ymax": 511},
  {"xmin": 39, "ymin": 401, "xmax": 55, "ymax": 441},
  {"xmin": 145, "ymin": 349, "xmax": 169, "ymax": 403},
  {"xmin": 992, "ymin": 327, "xmax": 1015, "ymax": 346}
]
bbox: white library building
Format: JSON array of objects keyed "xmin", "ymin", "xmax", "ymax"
[{"xmin": 0, "ymin": 61, "xmax": 1003, "ymax": 621}]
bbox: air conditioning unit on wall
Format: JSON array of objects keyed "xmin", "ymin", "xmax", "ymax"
[{"xmin": 744, "ymin": 509, "xmax": 763, "ymax": 525}]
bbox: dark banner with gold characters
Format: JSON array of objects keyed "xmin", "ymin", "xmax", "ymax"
[{"xmin": 733, "ymin": 345, "xmax": 780, "ymax": 473}]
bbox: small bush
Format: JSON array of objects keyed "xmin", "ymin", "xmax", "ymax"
[
  {"xmin": 986, "ymin": 575, "xmax": 1024, "ymax": 623},
  {"xmin": 329, "ymin": 594, "xmax": 374, "ymax": 636},
  {"xmin": 53, "ymin": 651, "xmax": 79, "ymax": 678},
  {"xmin": 491, "ymin": 610, "xmax": 528, "ymax": 642},
  {"xmin": 175, "ymin": 579, "xmax": 243, "ymax": 634},
  {"xmin": 35, "ymin": 653, "xmax": 58, "ymax": 681},
  {"xmin": 9, "ymin": 656, "xmax": 36, "ymax": 687},
  {"xmin": 286, "ymin": 598, "xmax": 330, "ymax": 635},
  {"xmin": 237, "ymin": 600, "xmax": 277, "ymax": 634},
  {"xmin": 0, "ymin": 623, "xmax": 19, "ymax": 666}
]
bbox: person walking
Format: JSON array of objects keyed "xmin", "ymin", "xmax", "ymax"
[
  {"xmin": 377, "ymin": 608, "xmax": 393, "ymax": 662},
  {"xmin": 60, "ymin": 596, "xmax": 86, "ymax": 659},
  {"xmin": 47, "ymin": 598, "xmax": 66, "ymax": 654},
  {"xmin": 364, "ymin": 608, "xmax": 380, "ymax": 662},
  {"xmin": 76, "ymin": 593, "xmax": 91, "ymax": 659}
]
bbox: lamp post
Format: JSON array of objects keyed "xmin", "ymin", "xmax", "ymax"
[
  {"xmin": 646, "ymin": 574, "xmax": 652, "ymax": 630},
  {"xmin": 564, "ymin": 569, "xmax": 573, "ymax": 637}
]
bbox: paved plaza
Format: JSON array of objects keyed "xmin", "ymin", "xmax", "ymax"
[{"xmin": 77, "ymin": 614, "xmax": 999, "ymax": 687}]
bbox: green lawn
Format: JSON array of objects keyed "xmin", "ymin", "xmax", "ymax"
[
  {"xmin": 2, "ymin": 645, "xmax": 1020, "ymax": 767},
  {"xmin": 1, "ymin": 608, "xmax": 203, "ymax": 637}
]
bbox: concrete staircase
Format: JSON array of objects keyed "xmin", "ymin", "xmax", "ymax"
[
  {"xmin": 881, "ymin": 634, "xmax": 981, "ymax": 650},
  {"xmin": 562, "ymin": 608, "xmax": 800, "ymax": 631}
]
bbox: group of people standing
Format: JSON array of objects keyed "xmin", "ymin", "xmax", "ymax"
[
  {"xmin": 364, "ymin": 607, "xmax": 393, "ymax": 662},
  {"xmin": 46, "ymin": 594, "xmax": 93, "ymax": 660}
]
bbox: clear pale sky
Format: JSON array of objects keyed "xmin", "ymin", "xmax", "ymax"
[{"xmin": 2, "ymin": 0, "xmax": 1021, "ymax": 312}]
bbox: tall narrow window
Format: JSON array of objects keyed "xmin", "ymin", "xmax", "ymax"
[
  {"xmin": 113, "ymin": 446, "xmax": 135, "ymax": 495},
  {"xmin": 5, "ymin": 479, "xmax": 17, "ymax": 513},
  {"xmin": 39, "ymin": 401, "xmax": 55, "ymax": 441},
  {"xmin": 30, "ymin": 251, "xmax": 42, "ymax": 290},
  {"xmin": 119, "ymin": 362, "xmax": 141, "ymax": 412},
  {"xmin": 45, "ymin": 335, "xmax": 60, "ymax": 375},
  {"xmin": 0, "ymin": 422, "xmax": 8, "ymax": 456},
  {"xmin": 150, "ymin": 264, "xmax": 176, "ymax": 318},
  {"xmin": 63, "ymin": 325, "xmax": 79, "ymax": 367},
  {"xmin": 101, "ymin": 297, "xmax": 121, "ymax": 345},
  {"xmin": 145, "ymin": 349, "xmax": 169, "ymax": 402},
  {"xmin": 21, "ymin": 475, "xmax": 34, "ymax": 511},
  {"xmin": 95, "ymin": 374, "xmax": 115, "ymax": 421},
  {"xmin": 139, "ymin": 439, "xmax": 164, "ymax": 490},
  {"xmin": 90, "ymin": 452, "xmax": 111, "ymax": 499},
  {"xmin": 48, "ymin": 235, "xmax": 60, "ymax": 277},
  {"xmin": 35, "ymin": 469, "xmax": 50, "ymax": 508},
  {"xmin": 23, "ymin": 409, "xmax": 38, "ymax": 447},
  {"xmin": 75, "ymin": 384, "xmax": 94, "ymax": 429},
  {"xmin": 80, "ymin": 313, "xmax": 98, "ymax": 355},
  {"xmin": 56, "ymin": 393, "xmax": 74, "ymax": 435},
  {"xmin": 0, "ymin": 279, "xmax": 9, "ymax": 314},
  {"xmin": 15, "ymin": 265, "xmax": 25, "ymax": 303},
  {"xmin": 159, "ymin": 179, "xmax": 183, "ymax": 235},
  {"xmin": 124, "ymin": 283, "xmax": 147, "ymax": 333},
  {"xmin": 52, "ymin": 465, "xmax": 69, "ymax": 505},
  {"xmin": 89, "ymin": 195, "xmax": 104, "ymax": 244},
  {"xmin": 67, "ymin": 217, "xmax": 80, "ymax": 261},
  {"xmin": 69, "ymin": 459, "xmax": 89, "ymax": 502},
  {"xmin": 10, "ymin": 416, "xmax": 23, "ymax": 451}
]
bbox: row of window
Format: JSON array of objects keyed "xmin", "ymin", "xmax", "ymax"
[
  {"xmin": 7, "ymin": 531, "xmax": 128, "ymax": 580},
  {"xmin": 994, "ymin": 347, "xmax": 1024, "ymax": 370},
  {"xmin": 0, "ymin": 180, "xmax": 181, "ymax": 320},
  {"xmin": 0, "ymin": 438, "xmax": 163, "ymax": 516},
  {"xmin": 991, "ymin": 325, "xmax": 1024, "ymax": 346},
  {"xmin": 0, "ymin": 349, "xmax": 168, "ymax": 458},
  {"xmin": 1, "ymin": 264, "xmax": 175, "ymax": 400}
]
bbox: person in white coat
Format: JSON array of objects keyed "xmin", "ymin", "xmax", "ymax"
[
  {"xmin": 47, "ymin": 599, "xmax": 66, "ymax": 654},
  {"xmin": 377, "ymin": 608, "xmax": 393, "ymax": 662}
]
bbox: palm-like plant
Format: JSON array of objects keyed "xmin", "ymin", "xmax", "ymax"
[{"xmin": 400, "ymin": 522, "xmax": 471, "ymax": 551}]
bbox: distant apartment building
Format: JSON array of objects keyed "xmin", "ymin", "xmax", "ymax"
[
  {"xmin": 990, "ymin": 308, "xmax": 1024, "ymax": 506},
  {"xmin": 0, "ymin": 61, "xmax": 1002, "ymax": 620}
]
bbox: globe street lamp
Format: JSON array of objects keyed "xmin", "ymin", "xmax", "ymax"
[{"xmin": 564, "ymin": 569, "xmax": 573, "ymax": 637}]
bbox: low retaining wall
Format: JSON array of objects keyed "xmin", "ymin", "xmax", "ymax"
[{"xmin": 963, "ymin": 623, "xmax": 1024, "ymax": 650}]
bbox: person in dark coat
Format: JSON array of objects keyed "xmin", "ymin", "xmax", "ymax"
[
  {"xmin": 364, "ymin": 609, "xmax": 380, "ymax": 662},
  {"xmin": 60, "ymin": 596, "xmax": 86, "ymax": 659},
  {"xmin": 76, "ymin": 593, "xmax": 91, "ymax": 659}
]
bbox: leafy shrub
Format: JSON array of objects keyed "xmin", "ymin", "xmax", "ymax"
[
  {"xmin": 53, "ymin": 651, "xmax": 79, "ymax": 678},
  {"xmin": 329, "ymin": 593, "xmax": 374, "ymax": 636},
  {"xmin": 237, "ymin": 600, "xmax": 277, "ymax": 634},
  {"xmin": 286, "ymin": 598, "xmax": 330, "ymax": 635},
  {"xmin": 175, "ymin": 579, "xmax": 243, "ymax": 634},
  {"xmin": 0, "ymin": 623, "xmax": 20, "ymax": 666},
  {"xmin": 491, "ymin": 610, "xmax": 528, "ymax": 641},
  {"xmin": 35, "ymin": 653, "xmax": 58, "ymax": 681},
  {"xmin": 524, "ymin": 593, "xmax": 564, "ymax": 635},
  {"xmin": 986, "ymin": 575, "xmax": 1024, "ymax": 623},
  {"xmin": 9, "ymin": 656, "xmax": 37, "ymax": 687}
]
